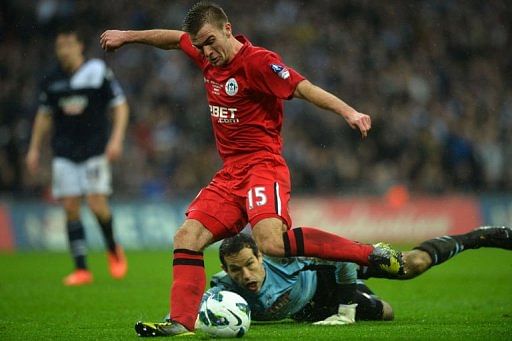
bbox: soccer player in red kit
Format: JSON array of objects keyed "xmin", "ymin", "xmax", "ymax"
[{"xmin": 101, "ymin": 2, "xmax": 403, "ymax": 337}]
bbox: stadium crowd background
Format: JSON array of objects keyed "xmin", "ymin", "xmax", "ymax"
[{"xmin": 1, "ymin": 0, "xmax": 511, "ymax": 200}]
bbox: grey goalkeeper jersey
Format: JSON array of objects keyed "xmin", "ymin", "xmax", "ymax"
[{"xmin": 207, "ymin": 257, "xmax": 357, "ymax": 321}]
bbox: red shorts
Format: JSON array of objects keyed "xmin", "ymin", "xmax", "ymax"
[{"xmin": 186, "ymin": 152, "xmax": 292, "ymax": 241}]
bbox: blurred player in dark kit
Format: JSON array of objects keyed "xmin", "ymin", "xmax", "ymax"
[{"xmin": 27, "ymin": 28, "xmax": 129, "ymax": 286}]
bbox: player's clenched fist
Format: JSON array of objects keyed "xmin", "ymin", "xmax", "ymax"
[{"xmin": 100, "ymin": 30, "xmax": 128, "ymax": 51}]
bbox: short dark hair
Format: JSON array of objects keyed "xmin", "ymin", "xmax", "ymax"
[
  {"xmin": 56, "ymin": 25, "xmax": 85, "ymax": 44},
  {"xmin": 182, "ymin": 1, "xmax": 228, "ymax": 35},
  {"xmin": 219, "ymin": 234, "xmax": 259, "ymax": 268}
]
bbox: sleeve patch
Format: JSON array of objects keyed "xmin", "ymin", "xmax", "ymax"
[{"xmin": 270, "ymin": 64, "xmax": 290, "ymax": 79}]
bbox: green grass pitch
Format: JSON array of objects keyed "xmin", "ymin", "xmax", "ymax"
[{"xmin": 1, "ymin": 247, "xmax": 511, "ymax": 340}]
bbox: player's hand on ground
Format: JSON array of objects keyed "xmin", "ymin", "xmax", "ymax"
[
  {"xmin": 105, "ymin": 140, "xmax": 123, "ymax": 161},
  {"xmin": 312, "ymin": 303, "xmax": 357, "ymax": 326},
  {"xmin": 26, "ymin": 149, "xmax": 40, "ymax": 175},
  {"xmin": 100, "ymin": 30, "xmax": 128, "ymax": 51},
  {"xmin": 345, "ymin": 111, "xmax": 371, "ymax": 139}
]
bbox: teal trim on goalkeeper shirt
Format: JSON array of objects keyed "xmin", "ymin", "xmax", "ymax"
[{"xmin": 207, "ymin": 257, "xmax": 358, "ymax": 321}]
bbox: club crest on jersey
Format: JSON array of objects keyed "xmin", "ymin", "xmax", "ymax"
[
  {"xmin": 58, "ymin": 95, "xmax": 88, "ymax": 115},
  {"xmin": 270, "ymin": 64, "xmax": 290, "ymax": 79},
  {"xmin": 225, "ymin": 77, "xmax": 239, "ymax": 96}
]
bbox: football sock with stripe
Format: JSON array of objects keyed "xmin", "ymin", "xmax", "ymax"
[
  {"xmin": 357, "ymin": 233, "xmax": 467, "ymax": 278},
  {"xmin": 66, "ymin": 220, "xmax": 87, "ymax": 269},
  {"xmin": 283, "ymin": 227, "xmax": 374, "ymax": 265},
  {"xmin": 96, "ymin": 215, "xmax": 116, "ymax": 253},
  {"xmin": 170, "ymin": 249, "xmax": 206, "ymax": 331},
  {"xmin": 414, "ymin": 235, "xmax": 465, "ymax": 266}
]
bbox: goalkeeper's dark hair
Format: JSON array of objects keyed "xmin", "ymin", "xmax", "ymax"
[
  {"xmin": 182, "ymin": 1, "xmax": 228, "ymax": 35},
  {"xmin": 219, "ymin": 233, "xmax": 259, "ymax": 268}
]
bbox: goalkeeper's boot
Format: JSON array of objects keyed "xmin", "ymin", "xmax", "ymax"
[
  {"xmin": 467, "ymin": 225, "xmax": 512, "ymax": 249},
  {"xmin": 135, "ymin": 320, "xmax": 194, "ymax": 337},
  {"xmin": 108, "ymin": 245, "xmax": 128, "ymax": 279},
  {"xmin": 368, "ymin": 243, "xmax": 404, "ymax": 276},
  {"xmin": 63, "ymin": 269, "xmax": 93, "ymax": 286}
]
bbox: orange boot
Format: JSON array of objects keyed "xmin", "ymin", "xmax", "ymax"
[
  {"xmin": 108, "ymin": 245, "xmax": 128, "ymax": 279},
  {"xmin": 63, "ymin": 269, "xmax": 93, "ymax": 286}
]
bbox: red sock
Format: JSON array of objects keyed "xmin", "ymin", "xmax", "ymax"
[
  {"xmin": 283, "ymin": 227, "xmax": 373, "ymax": 265},
  {"xmin": 170, "ymin": 249, "xmax": 206, "ymax": 331}
]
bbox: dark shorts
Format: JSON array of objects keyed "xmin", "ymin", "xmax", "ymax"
[{"xmin": 291, "ymin": 269, "xmax": 385, "ymax": 322}]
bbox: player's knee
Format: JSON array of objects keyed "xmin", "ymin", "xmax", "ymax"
[
  {"xmin": 86, "ymin": 195, "xmax": 110, "ymax": 218},
  {"xmin": 255, "ymin": 238, "xmax": 284, "ymax": 257},
  {"xmin": 174, "ymin": 227, "xmax": 198, "ymax": 249},
  {"xmin": 252, "ymin": 232, "xmax": 275, "ymax": 255},
  {"xmin": 173, "ymin": 220, "xmax": 213, "ymax": 251},
  {"xmin": 381, "ymin": 301, "xmax": 394, "ymax": 321},
  {"xmin": 61, "ymin": 198, "xmax": 81, "ymax": 220},
  {"xmin": 252, "ymin": 218, "xmax": 286, "ymax": 256},
  {"xmin": 403, "ymin": 250, "xmax": 431, "ymax": 278}
]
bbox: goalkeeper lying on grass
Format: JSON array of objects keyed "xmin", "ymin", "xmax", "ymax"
[{"xmin": 205, "ymin": 226, "xmax": 511, "ymax": 325}]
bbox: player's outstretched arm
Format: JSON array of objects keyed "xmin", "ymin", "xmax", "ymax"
[
  {"xmin": 100, "ymin": 29, "xmax": 185, "ymax": 51},
  {"xmin": 293, "ymin": 80, "xmax": 371, "ymax": 138}
]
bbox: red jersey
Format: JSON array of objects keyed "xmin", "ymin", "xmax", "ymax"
[{"xmin": 179, "ymin": 34, "xmax": 305, "ymax": 163}]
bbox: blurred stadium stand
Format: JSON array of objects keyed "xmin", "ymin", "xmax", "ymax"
[{"xmin": 1, "ymin": 0, "xmax": 511, "ymax": 200}]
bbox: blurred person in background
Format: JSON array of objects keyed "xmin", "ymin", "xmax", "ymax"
[{"xmin": 25, "ymin": 27, "xmax": 129, "ymax": 286}]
